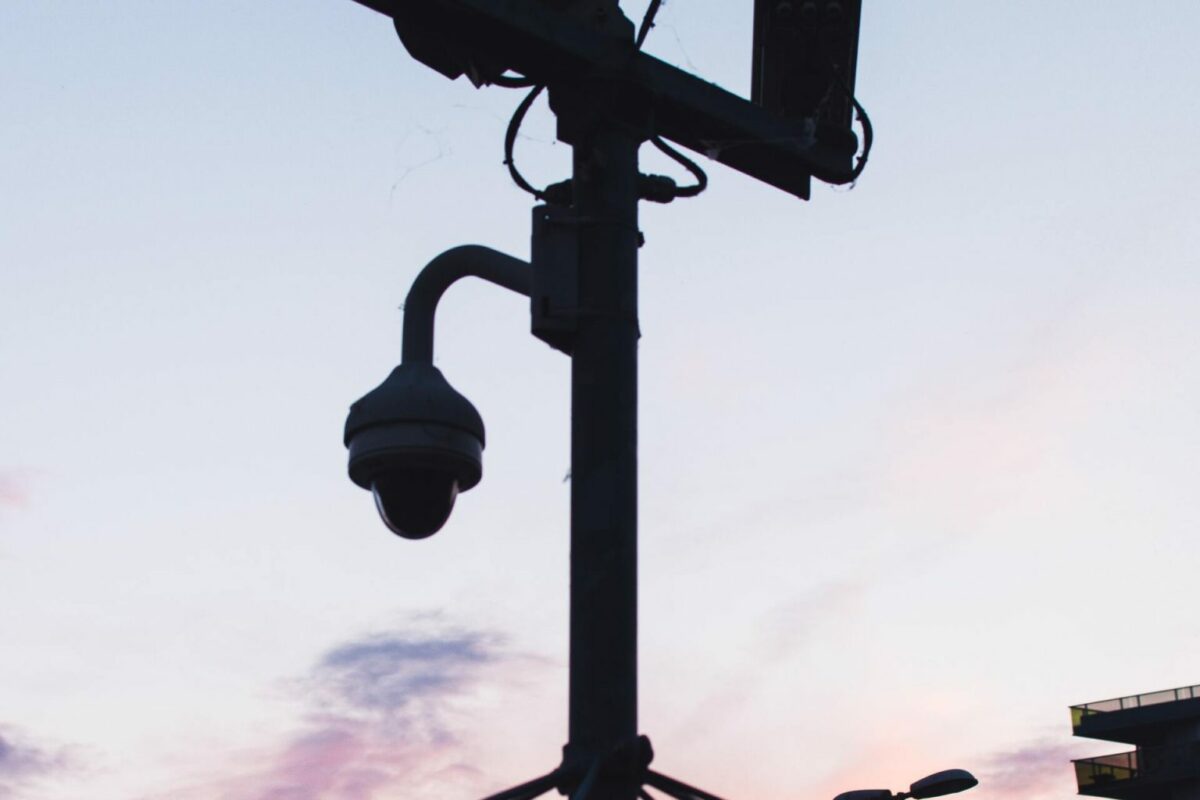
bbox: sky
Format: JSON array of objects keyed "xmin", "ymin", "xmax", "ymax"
[{"xmin": 2, "ymin": 1, "xmax": 1199, "ymax": 798}]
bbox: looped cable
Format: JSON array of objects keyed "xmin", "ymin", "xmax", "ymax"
[
  {"xmin": 826, "ymin": 68, "xmax": 872, "ymax": 183},
  {"xmin": 649, "ymin": 136, "xmax": 708, "ymax": 198},
  {"xmin": 504, "ymin": 85, "xmax": 547, "ymax": 199},
  {"xmin": 845, "ymin": 90, "xmax": 873, "ymax": 182}
]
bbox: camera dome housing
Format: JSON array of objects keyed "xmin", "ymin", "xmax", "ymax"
[{"xmin": 344, "ymin": 362, "xmax": 484, "ymax": 538}]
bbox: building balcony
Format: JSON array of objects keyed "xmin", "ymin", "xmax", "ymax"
[
  {"xmin": 1075, "ymin": 750, "xmax": 1138, "ymax": 792},
  {"xmin": 1075, "ymin": 743, "xmax": 1200, "ymax": 800},
  {"xmin": 1072, "ymin": 684, "xmax": 1200, "ymax": 745}
]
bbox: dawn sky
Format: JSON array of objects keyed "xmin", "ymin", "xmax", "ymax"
[{"xmin": 3, "ymin": 2, "xmax": 1199, "ymax": 799}]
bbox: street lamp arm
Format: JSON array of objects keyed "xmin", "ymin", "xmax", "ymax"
[{"xmin": 401, "ymin": 244, "xmax": 532, "ymax": 364}]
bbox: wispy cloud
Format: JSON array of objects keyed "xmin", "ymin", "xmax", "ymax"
[
  {"xmin": 313, "ymin": 631, "xmax": 496, "ymax": 721},
  {"xmin": 0, "ymin": 726, "xmax": 73, "ymax": 799},
  {"xmin": 144, "ymin": 623, "xmax": 536, "ymax": 800},
  {"xmin": 976, "ymin": 738, "xmax": 1080, "ymax": 800},
  {"xmin": 756, "ymin": 578, "xmax": 868, "ymax": 662},
  {"xmin": 0, "ymin": 471, "xmax": 31, "ymax": 511}
]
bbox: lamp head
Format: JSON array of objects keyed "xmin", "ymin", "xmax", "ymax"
[
  {"xmin": 834, "ymin": 769, "xmax": 978, "ymax": 800},
  {"xmin": 907, "ymin": 770, "xmax": 979, "ymax": 800},
  {"xmin": 834, "ymin": 791, "xmax": 892, "ymax": 800},
  {"xmin": 344, "ymin": 362, "xmax": 484, "ymax": 539}
]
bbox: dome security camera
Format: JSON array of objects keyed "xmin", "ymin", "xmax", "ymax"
[{"xmin": 344, "ymin": 362, "xmax": 484, "ymax": 539}]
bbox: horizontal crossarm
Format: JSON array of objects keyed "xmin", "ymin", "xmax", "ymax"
[{"xmin": 347, "ymin": 0, "xmax": 859, "ymax": 198}]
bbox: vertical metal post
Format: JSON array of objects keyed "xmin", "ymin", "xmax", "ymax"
[{"xmin": 567, "ymin": 115, "xmax": 641, "ymax": 798}]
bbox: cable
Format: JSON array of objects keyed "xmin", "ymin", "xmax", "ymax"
[
  {"xmin": 828, "ymin": 67, "xmax": 873, "ymax": 183},
  {"xmin": 502, "ymin": 0, "xmax": 710, "ymax": 202},
  {"xmin": 847, "ymin": 91, "xmax": 873, "ymax": 181},
  {"xmin": 650, "ymin": 136, "xmax": 707, "ymax": 197},
  {"xmin": 504, "ymin": 84, "xmax": 547, "ymax": 199},
  {"xmin": 636, "ymin": 0, "xmax": 665, "ymax": 49},
  {"xmin": 638, "ymin": 3, "xmax": 708, "ymax": 202}
]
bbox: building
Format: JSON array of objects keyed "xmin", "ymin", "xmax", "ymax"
[{"xmin": 1072, "ymin": 684, "xmax": 1200, "ymax": 800}]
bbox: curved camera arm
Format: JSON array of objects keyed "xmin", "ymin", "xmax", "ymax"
[{"xmin": 402, "ymin": 245, "xmax": 533, "ymax": 364}]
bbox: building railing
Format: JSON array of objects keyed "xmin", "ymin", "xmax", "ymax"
[
  {"xmin": 1074, "ymin": 743, "xmax": 1200, "ymax": 791},
  {"xmin": 1075, "ymin": 751, "xmax": 1138, "ymax": 788},
  {"xmin": 1071, "ymin": 684, "xmax": 1200, "ymax": 728}
]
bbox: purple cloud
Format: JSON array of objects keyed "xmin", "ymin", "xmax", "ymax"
[
  {"xmin": 0, "ymin": 727, "xmax": 72, "ymax": 799},
  {"xmin": 145, "ymin": 624, "xmax": 524, "ymax": 800},
  {"xmin": 978, "ymin": 739, "xmax": 1081, "ymax": 799},
  {"xmin": 315, "ymin": 632, "xmax": 496, "ymax": 718}
]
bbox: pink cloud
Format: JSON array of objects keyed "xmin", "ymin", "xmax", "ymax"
[
  {"xmin": 258, "ymin": 725, "xmax": 372, "ymax": 800},
  {"xmin": 0, "ymin": 472, "xmax": 31, "ymax": 511},
  {"xmin": 139, "ymin": 625, "xmax": 538, "ymax": 800},
  {"xmin": 154, "ymin": 719, "xmax": 472, "ymax": 800}
]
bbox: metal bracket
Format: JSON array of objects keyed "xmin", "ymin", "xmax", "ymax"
[{"xmin": 348, "ymin": 0, "xmax": 859, "ymax": 197}]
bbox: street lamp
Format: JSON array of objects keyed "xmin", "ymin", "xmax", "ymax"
[{"xmin": 834, "ymin": 769, "xmax": 980, "ymax": 800}]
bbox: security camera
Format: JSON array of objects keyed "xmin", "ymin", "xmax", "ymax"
[{"xmin": 344, "ymin": 362, "xmax": 484, "ymax": 539}]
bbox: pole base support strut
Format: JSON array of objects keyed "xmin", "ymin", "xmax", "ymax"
[{"xmin": 477, "ymin": 735, "xmax": 734, "ymax": 800}]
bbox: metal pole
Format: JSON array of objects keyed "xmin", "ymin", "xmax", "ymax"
[{"xmin": 567, "ymin": 110, "xmax": 641, "ymax": 798}]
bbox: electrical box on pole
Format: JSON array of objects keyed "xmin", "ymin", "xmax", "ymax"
[
  {"xmin": 530, "ymin": 204, "xmax": 579, "ymax": 356},
  {"xmin": 752, "ymin": 0, "xmax": 863, "ymax": 161}
]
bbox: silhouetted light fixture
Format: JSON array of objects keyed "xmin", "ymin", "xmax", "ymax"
[{"xmin": 834, "ymin": 769, "xmax": 980, "ymax": 800}]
